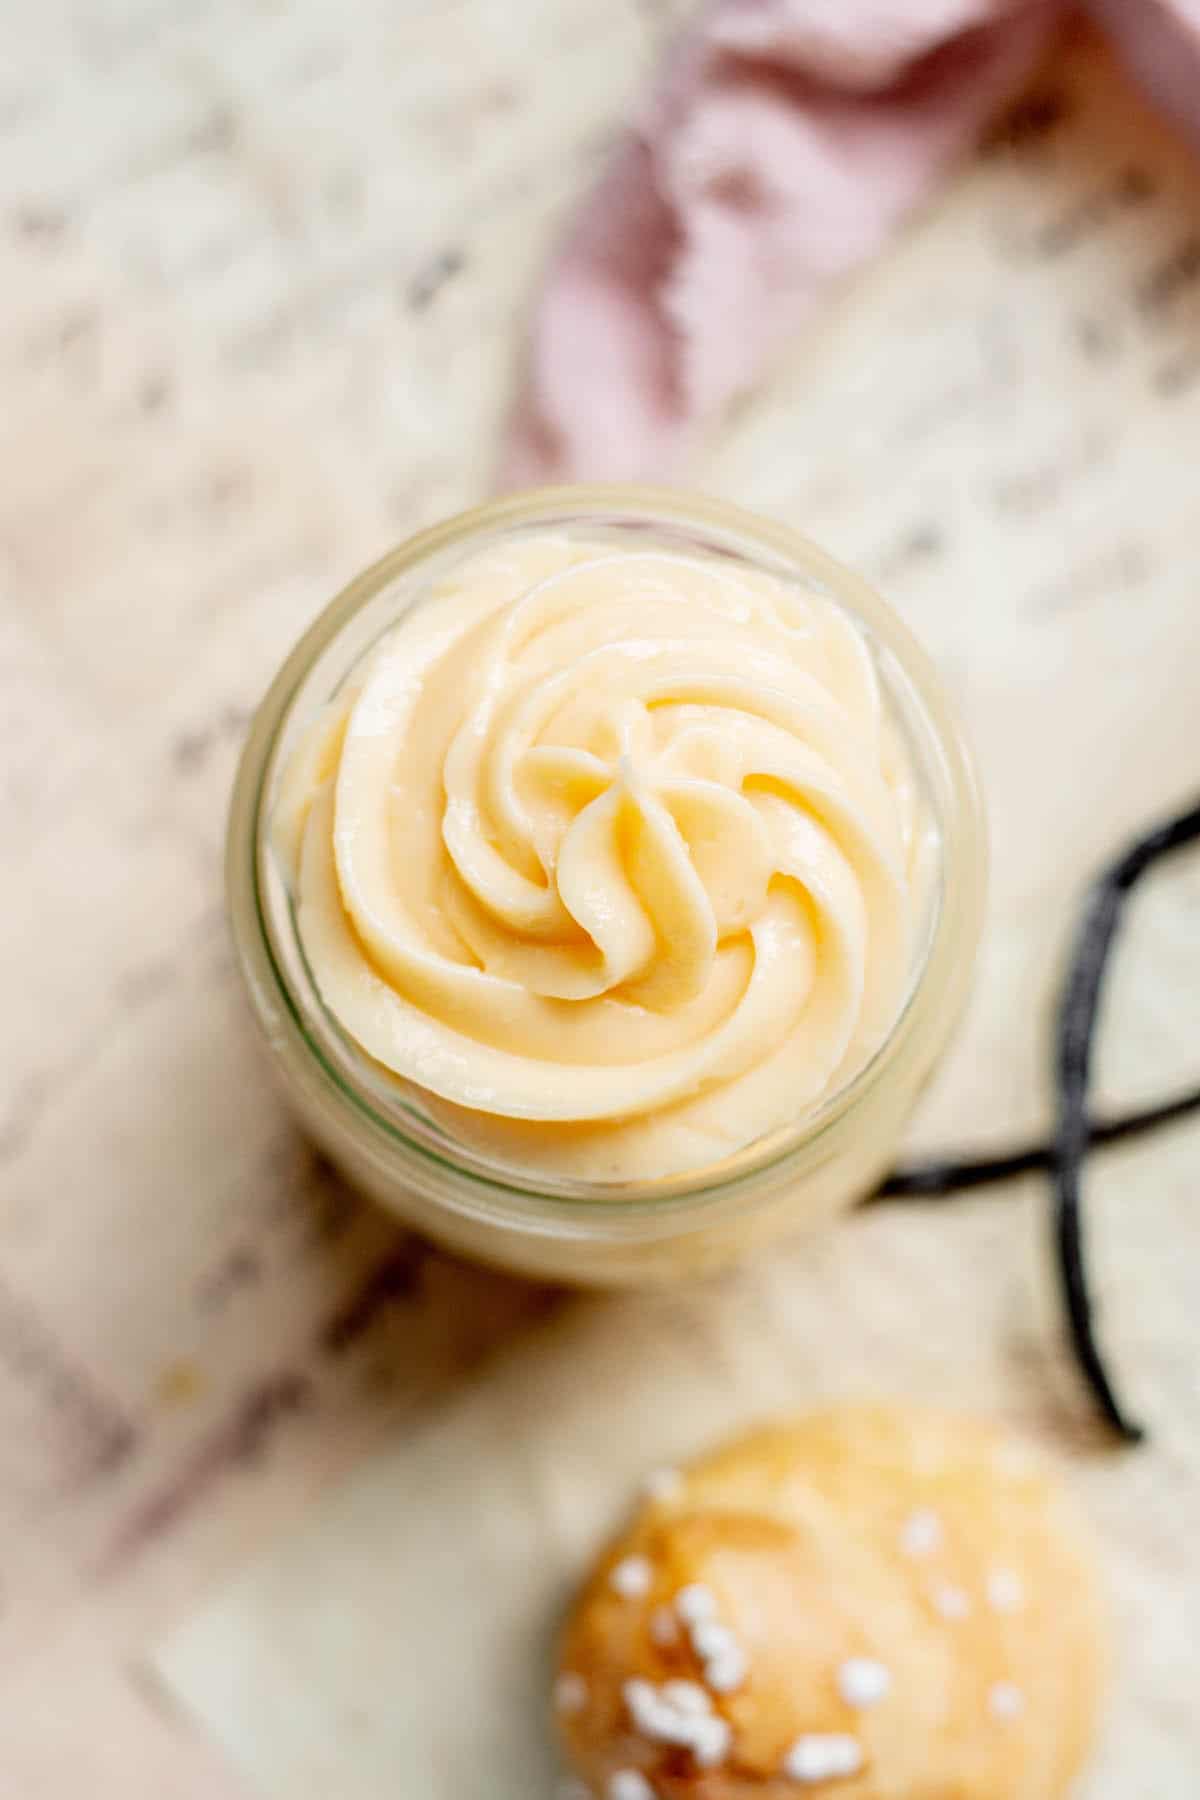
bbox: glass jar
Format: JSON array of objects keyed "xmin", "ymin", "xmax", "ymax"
[{"xmin": 226, "ymin": 487, "xmax": 986, "ymax": 1285}]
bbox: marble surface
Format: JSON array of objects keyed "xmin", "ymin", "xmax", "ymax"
[{"xmin": 2, "ymin": 4, "xmax": 1199, "ymax": 1794}]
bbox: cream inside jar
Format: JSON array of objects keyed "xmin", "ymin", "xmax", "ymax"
[{"xmin": 272, "ymin": 531, "xmax": 936, "ymax": 1183}]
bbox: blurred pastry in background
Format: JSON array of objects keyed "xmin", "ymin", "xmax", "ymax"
[{"xmin": 554, "ymin": 1406, "xmax": 1105, "ymax": 1798}]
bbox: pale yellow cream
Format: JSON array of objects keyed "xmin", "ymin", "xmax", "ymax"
[{"xmin": 273, "ymin": 534, "xmax": 932, "ymax": 1182}]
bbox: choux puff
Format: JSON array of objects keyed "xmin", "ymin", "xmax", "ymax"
[{"xmin": 553, "ymin": 1406, "xmax": 1106, "ymax": 1799}]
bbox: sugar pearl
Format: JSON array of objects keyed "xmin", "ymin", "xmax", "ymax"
[
  {"xmin": 554, "ymin": 1672, "xmax": 588, "ymax": 1714},
  {"xmin": 692, "ymin": 1715, "xmax": 733, "ymax": 1768},
  {"xmin": 660, "ymin": 1680, "xmax": 711, "ymax": 1716},
  {"xmin": 901, "ymin": 1508, "xmax": 943, "ymax": 1557},
  {"xmin": 622, "ymin": 1678, "xmax": 660, "ymax": 1731},
  {"xmin": 622, "ymin": 1678, "xmax": 730, "ymax": 1766},
  {"xmin": 932, "ymin": 1582, "xmax": 971, "ymax": 1622},
  {"xmin": 987, "ymin": 1567, "xmax": 1025, "ymax": 1614},
  {"xmin": 690, "ymin": 1619, "xmax": 735, "ymax": 1661},
  {"xmin": 674, "ymin": 1582, "xmax": 717, "ymax": 1625},
  {"xmin": 704, "ymin": 1644, "xmax": 747, "ymax": 1693},
  {"xmin": 783, "ymin": 1734, "xmax": 864, "ymax": 1783},
  {"xmin": 610, "ymin": 1555, "xmax": 653, "ymax": 1599},
  {"xmin": 608, "ymin": 1773, "xmax": 655, "ymax": 1800},
  {"xmin": 989, "ymin": 1681, "xmax": 1025, "ymax": 1721},
  {"xmin": 837, "ymin": 1657, "xmax": 892, "ymax": 1708}
]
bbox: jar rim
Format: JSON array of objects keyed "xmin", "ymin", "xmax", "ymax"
[{"xmin": 227, "ymin": 485, "xmax": 987, "ymax": 1233}]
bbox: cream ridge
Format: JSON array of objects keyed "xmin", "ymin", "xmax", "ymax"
[{"xmin": 272, "ymin": 532, "xmax": 934, "ymax": 1182}]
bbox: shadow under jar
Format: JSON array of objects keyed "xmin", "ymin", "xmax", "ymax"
[{"xmin": 226, "ymin": 487, "xmax": 986, "ymax": 1284}]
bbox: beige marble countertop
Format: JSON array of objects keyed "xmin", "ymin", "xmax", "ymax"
[{"xmin": 2, "ymin": 4, "xmax": 1199, "ymax": 1795}]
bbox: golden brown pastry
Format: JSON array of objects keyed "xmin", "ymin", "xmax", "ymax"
[{"xmin": 553, "ymin": 1407, "xmax": 1106, "ymax": 1799}]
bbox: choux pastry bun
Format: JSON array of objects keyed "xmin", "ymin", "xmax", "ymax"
[{"xmin": 553, "ymin": 1406, "xmax": 1105, "ymax": 1798}]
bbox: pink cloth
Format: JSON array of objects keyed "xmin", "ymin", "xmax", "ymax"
[{"xmin": 502, "ymin": 0, "xmax": 1200, "ymax": 487}]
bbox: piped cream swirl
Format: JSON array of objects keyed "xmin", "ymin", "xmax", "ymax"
[{"xmin": 273, "ymin": 534, "xmax": 932, "ymax": 1181}]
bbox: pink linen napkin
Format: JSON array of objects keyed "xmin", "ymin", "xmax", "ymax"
[{"xmin": 502, "ymin": 0, "xmax": 1200, "ymax": 487}]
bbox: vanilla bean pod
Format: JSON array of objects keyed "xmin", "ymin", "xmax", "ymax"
[
  {"xmin": 1052, "ymin": 795, "xmax": 1200, "ymax": 1441},
  {"xmin": 874, "ymin": 1082, "xmax": 1200, "ymax": 1200},
  {"xmin": 873, "ymin": 795, "xmax": 1200, "ymax": 1443}
]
